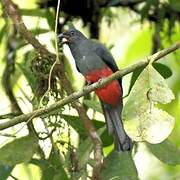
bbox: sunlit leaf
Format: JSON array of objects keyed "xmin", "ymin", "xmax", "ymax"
[
  {"xmin": 21, "ymin": 9, "xmax": 47, "ymax": 17},
  {"xmin": 101, "ymin": 151, "xmax": 138, "ymax": 180},
  {"xmin": 0, "ymin": 23, "xmax": 7, "ymax": 44},
  {"xmin": 123, "ymin": 64, "xmax": 175, "ymax": 143},
  {"xmin": 0, "ymin": 135, "xmax": 38, "ymax": 166},
  {"xmin": 147, "ymin": 140, "xmax": 180, "ymax": 165},
  {"xmin": 128, "ymin": 63, "xmax": 172, "ymax": 95}
]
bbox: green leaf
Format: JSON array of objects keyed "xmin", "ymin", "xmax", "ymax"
[
  {"xmin": 61, "ymin": 114, "xmax": 88, "ymax": 138},
  {"xmin": 169, "ymin": 0, "xmax": 180, "ymax": 12},
  {"xmin": 0, "ymin": 165, "xmax": 14, "ymax": 180},
  {"xmin": 31, "ymin": 159, "xmax": 56, "ymax": 180},
  {"xmin": 153, "ymin": 63, "xmax": 172, "ymax": 79},
  {"xmin": 48, "ymin": 147, "xmax": 68, "ymax": 180},
  {"xmin": 83, "ymin": 99, "xmax": 103, "ymax": 113},
  {"xmin": 101, "ymin": 151, "xmax": 138, "ymax": 180},
  {"xmin": 146, "ymin": 140, "xmax": 180, "ymax": 165},
  {"xmin": 123, "ymin": 64, "xmax": 175, "ymax": 143},
  {"xmin": 0, "ymin": 135, "xmax": 38, "ymax": 166},
  {"xmin": 21, "ymin": 9, "xmax": 47, "ymax": 17},
  {"xmin": 31, "ymin": 28, "xmax": 50, "ymax": 36},
  {"xmin": 46, "ymin": 9, "xmax": 55, "ymax": 30},
  {"xmin": 128, "ymin": 63, "xmax": 172, "ymax": 95},
  {"xmin": 0, "ymin": 23, "xmax": 7, "ymax": 44},
  {"xmin": 61, "ymin": 115, "xmax": 113, "ymax": 146},
  {"xmin": 75, "ymin": 127, "xmax": 105, "ymax": 179},
  {"xmin": 31, "ymin": 156, "xmax": 68, "ymax": 180}
]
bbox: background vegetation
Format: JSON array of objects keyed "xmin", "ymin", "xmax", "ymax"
[{"xmin": 0, "ymin": 0, "xmax": 180, "ymax": 179}]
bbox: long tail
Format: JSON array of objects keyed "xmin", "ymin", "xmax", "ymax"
[{"xmin": 101, "ymin": 101, "xmax": 133, "ymax": 151}]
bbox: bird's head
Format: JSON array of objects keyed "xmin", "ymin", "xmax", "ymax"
[{"xmin": 58, "ymin": 28, "xmax": 86, "ymax": 45}]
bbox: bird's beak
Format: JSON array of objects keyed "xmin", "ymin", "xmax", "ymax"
[{"xmin": 57, "ymin": 32, "xmax": 70, "ymax": 45}]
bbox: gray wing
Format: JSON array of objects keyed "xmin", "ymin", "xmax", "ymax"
[
  {"xmin": 92, "ymin": 41, "xmax": 119, "ymax": 72},
  {"xmin": 91, "ymin": 40, "xmax": 122, "ymax": 85}
]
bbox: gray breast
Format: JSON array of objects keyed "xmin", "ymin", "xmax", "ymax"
[
  {"xmin": 71, "ymin": 41, "xmax": 106, "ymax": 75},
  {"xmin": 79, "ymin": 53, "xmax": 106, "ymax": 74}
]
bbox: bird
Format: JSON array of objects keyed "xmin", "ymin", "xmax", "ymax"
[{"xmin": 58, "ymin": 28, "xmax": 132, "ymax": 151}]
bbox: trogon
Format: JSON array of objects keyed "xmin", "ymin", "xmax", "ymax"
[{"xmin": 59, "ymin": 28, "xmax": 132, "ymax": 151}]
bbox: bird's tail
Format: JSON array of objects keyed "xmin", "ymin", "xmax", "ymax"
[{"xmin": 101, "ymin": 101, "xmax": 132, "ymax": 151}]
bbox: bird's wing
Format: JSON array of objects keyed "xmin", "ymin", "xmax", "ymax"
[
  {"xmin": 91, "ymin": 40, "xmax": 119, "ymax": 72},
  {"xmin": 91, "ymin": 40, "xmax": 122, "ymax": 85}
]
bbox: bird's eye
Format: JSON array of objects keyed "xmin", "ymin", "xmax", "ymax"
[{"xmin": 70, "ymin": 31, "xmax": 75, "ymax": 35}]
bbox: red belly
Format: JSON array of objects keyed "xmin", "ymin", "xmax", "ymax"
[{"xmin": 85, "ymin": 67, "xmax": 122, "ymax": 106}]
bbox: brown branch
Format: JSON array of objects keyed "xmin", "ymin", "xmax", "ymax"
[{"xmin": 0, "ymin": 42, "xmax": 179, "ymax": 131}]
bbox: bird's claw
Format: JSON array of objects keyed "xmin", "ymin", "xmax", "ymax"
[{"xmin": 86, "ymin": 80, "xmax": 92, "ymax": 86}]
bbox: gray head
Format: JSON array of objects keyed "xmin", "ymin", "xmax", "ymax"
[{"xmin": 58, "ymin": 28, "xmax": 87, "ymax": 45}]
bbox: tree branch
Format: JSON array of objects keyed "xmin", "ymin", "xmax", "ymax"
[{"xmin": 0, "ymin": 41, "xmax": 179, "ymax": 130}]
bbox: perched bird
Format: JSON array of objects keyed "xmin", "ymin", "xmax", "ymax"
[{"xmin": 58, "ymin": 28, "xmax": 132, "ymax": 151}]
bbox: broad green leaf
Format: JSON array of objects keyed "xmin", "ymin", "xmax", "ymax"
[
  {"xmin": 128, "ymin": 63, "xmax": 172, "ymax": 95},
  {"xmin": 0, "ymin": 165, "xmax": 14, "ymax": 180},
  {"xmin": 83, "ymin": 99, "xmax": 103, "ymax": 113},
  {"xmin": 153, "ymin": 63, "xmax": 172, "ymax": 79},
  {"xmin": 61, "ymin": 115, "xmax": 113, "ymax": 146},
  {"xmin": 101, "ymin": 151, "xmax": 138, "ymax": 180},
  {"xmin": 0, "ymin": 135, "xmax": 38, "ymax": 166},
  {"xmin": 147, "ymin": 140, "xmax": 180, "ymax": 165},
  {"xmin": 123, "ymin": 64, "xmax": 175, "ymax": 143}
]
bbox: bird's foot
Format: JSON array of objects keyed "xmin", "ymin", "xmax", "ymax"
[{"xmin": 86, "ymin": 80, "xmax": 92, "ymax": 86}]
